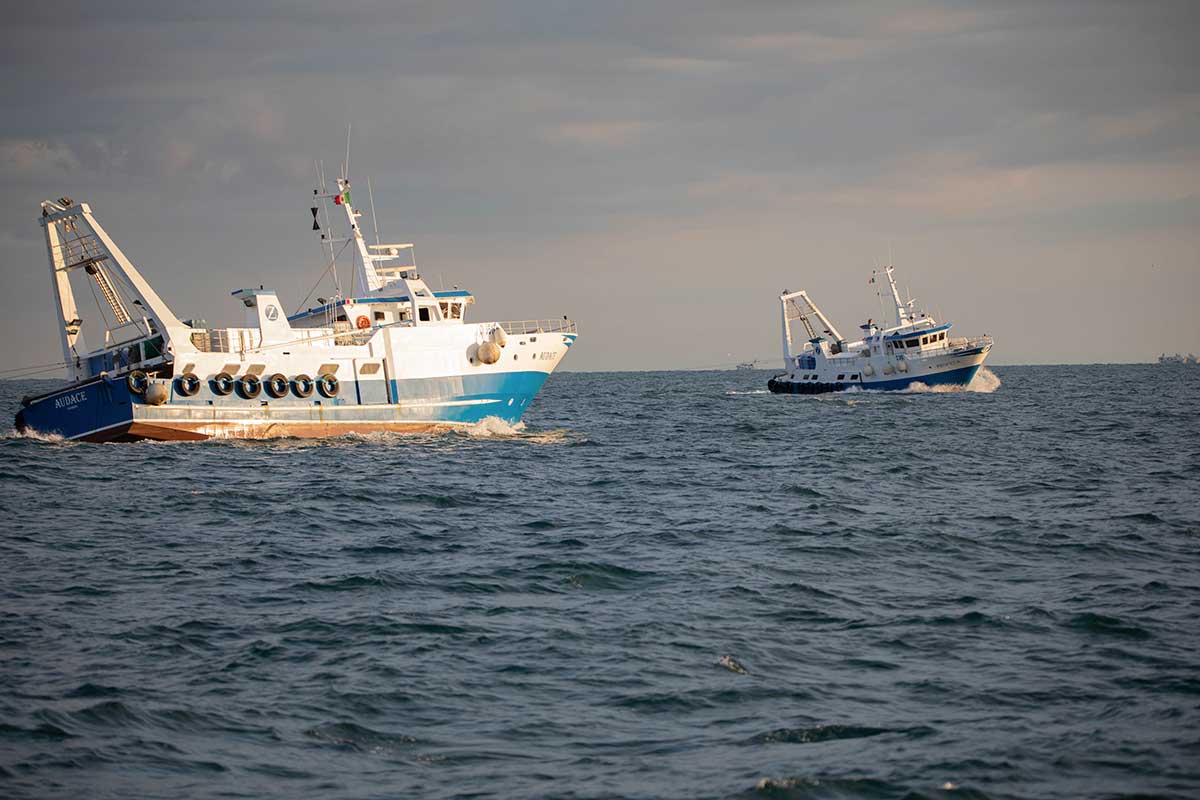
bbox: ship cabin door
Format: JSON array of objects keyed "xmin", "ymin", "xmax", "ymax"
[{"xmin": 354, "ymin": 360, "xmax": 388, "ymax": 405}]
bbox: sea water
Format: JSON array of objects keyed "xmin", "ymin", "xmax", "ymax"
[{"xmin": 1, "ymin": 365, "xmax": 1198, "ymax": 799}]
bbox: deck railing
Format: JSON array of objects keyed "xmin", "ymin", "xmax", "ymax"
[
  {"xmin": 186, "ymin": 319, "xmax": 576, "ymax": 356},
  {"xmin": 949, "ymin": 335, "xmax": 993, "ymax": 351},
  {"xmin": 497, "ymin": 319, "xmax": 577, "ymax": 336}
]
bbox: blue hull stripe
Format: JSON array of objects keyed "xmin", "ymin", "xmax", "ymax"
[
  {"xmin": 769, "ymin": 363, "xmax": 982, "ymax": 395},
  {"xmin": 16, "ymin": 370, "xmax": 550, "ymax": 440}
]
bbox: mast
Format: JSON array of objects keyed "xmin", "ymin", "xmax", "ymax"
[
  {"xmin": 882, "ymin": 265, "xmax": 910, "ymax": 327},
  {"xmin": 317, "ymin": 170, "xmax": 443, "ymax": 323}
]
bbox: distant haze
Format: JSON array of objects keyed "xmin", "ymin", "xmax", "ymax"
[{"xmin": 2, "ymin": 1, "xmax": 1198, "ymax": 373}]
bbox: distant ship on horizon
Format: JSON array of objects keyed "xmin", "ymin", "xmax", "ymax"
[{"xmin": 1158, "ymin": 353, "xmax": 1198, "ymax": 365}]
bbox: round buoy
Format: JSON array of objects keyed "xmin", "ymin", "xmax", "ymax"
[
  {"xmin": 897, "ymin": 361, "xmax": 909, "ymax": 373},
  {"xmin": 863, "ymin": 364, "xmax": 875, "ymax": 377},
  {"xmin": 211, "ymin": 372, "xmax": 235, "ymax": 396},
  {"xmin": 175, "ymin": 372, "xmax": 201, "ymax": 397},
  {"xmin": 145, "ymin": 382, "xmax": 169, "ymax": 405},
  {"xmin": 292, "ymin": 374, "xmax": 314, "ymax": 398},
  {"xmin": 237, "ymin": 374, "xmax": 262, "ymax": 399},
  {"xmin": 356, "ymin": 315, "xmax": 371, "ymax": 330},
  {"xmin": 316, "ymin": 373, "xmax": 339, "ymax": 398},
  {"xmin": 491, "ymin": 327, "xmax": 508, "ymax": 347},
  {"xmin": 126, "ymin": 369, "xmax": 149, "ymax": 395},
  {"xmin": 477, "ymin": 341, "xmax": 501, "ymax": 364},
  {"xmin": 265, "ymin": 373, "xmax": 289, "ymax": 398}
]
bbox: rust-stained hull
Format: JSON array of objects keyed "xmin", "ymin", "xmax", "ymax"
[
  {"xmin": 17, "ymin": 371, "xmax": 539, "ymax": 443},
  {"xmin": 77, "ymin": 419, "xmax": 462, "ymax": 443}
]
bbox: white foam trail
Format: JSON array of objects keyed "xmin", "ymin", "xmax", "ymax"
[
  {"xmin": 718, "ymin": 655, "xmax": 750, "ymax": 675},
  {"xmin": 725, "ymin": 389, "xmax": 770, "ymax": 396},
  {"xmin": 463, "ymin": 416, "xmax": 528, "ymax": 438},
  {"xmin": 969, "ymin": 366, "xmax": 1002, "ymax": 393},
  {"xmin": 906, "ymin": 366, "xmax": 1002, "ymax": 394},
  {"xmin": 460, "ymin": 417, "xmax": 580, "ymax": 445},
  {"xmin": 3, "ymin": 427, "xmax": 66, "ymax": 442}
]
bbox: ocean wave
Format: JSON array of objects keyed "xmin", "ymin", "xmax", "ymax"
[{"xmin": 304, "ymin": 721, "xmax": 420, "ymax": 754}]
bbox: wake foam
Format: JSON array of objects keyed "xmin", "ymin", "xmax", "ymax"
[
  {"xmin": 458, "ymin": 416, "xmax": 576, "ymax": 445},
  {"xmin": 2, "ymin": 427, "xmax": 66, "ymax": 442},
  {"xmin": 905, "ymin": 366, "xmax": 1001, "ymax": 394},
  {"xmin": 463, "ymin": 416, "xmax": 527, "ymax": 437}
]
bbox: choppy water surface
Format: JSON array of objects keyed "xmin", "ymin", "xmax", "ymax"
[{"xmin": 2, "ymin": 365, "xmax": 1199, "ymax": 799}]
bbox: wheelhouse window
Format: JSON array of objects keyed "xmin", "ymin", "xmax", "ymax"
[
  {"xmin": 418, "ymin": 307, "xmax": 430, "ymax": 322},
  {"xmin": 374, "ymin": 311, "xmax": 386, "ymax": 321}
]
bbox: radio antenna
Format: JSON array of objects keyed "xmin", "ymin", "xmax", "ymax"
[{"xmin": 368, "ymin": 176, "xmax": 381, "ymax": 246}]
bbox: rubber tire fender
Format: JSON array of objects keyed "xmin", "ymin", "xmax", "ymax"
[
  {"xmin": 292, "ymin": 374, "xmax": 314, "ymax": 398},
  {"xmin": 237, "ymin": 374, "xmax": 262, "ymax": 399},
  {"xmin": 175, "ymin": 372, "xmax": 201, "ymax": 397},
  {"xmin": 265, "ymin": 373, "xmax": 289, "ymax": 398},
  {"xmin": 211, "ymin": 372, "xmax": 235, "ymax": 396},
  {"xmin": 316, "ymin": 373, "xmax": 339, "ymax": 398},
  {"xmin": 126, "ymin": 369, "xmax": 149, "ymax": 395}
]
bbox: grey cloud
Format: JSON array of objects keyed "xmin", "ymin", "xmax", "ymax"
[{"xmin": 1, "ymin": 0, "xmax": 1198, "ymax": 371}]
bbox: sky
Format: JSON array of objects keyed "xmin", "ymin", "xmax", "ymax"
[{"xmin": 1, "ymin": 0, "xmax": 1198, "ymax": 373}]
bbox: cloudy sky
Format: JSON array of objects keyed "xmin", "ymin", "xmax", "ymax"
[{"xmin": 2, "ymin": 0, "xmax": 1198, "ymax": 372}]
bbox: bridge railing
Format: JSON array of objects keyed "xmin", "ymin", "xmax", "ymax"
[{"xmin": 497, "ymin": 319, "xmax": 577, "ymax": 336}]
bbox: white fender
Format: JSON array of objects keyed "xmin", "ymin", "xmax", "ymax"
[{"xmin": 477, "ymin": 341, "xmax": 501, "ymax": 364}]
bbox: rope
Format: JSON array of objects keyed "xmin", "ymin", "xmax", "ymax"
[
  {"xmin": 0, "ymin": 360, "xmax": 72, "ymax": 376},
  {"xmin": 1, "ymin": 363, "xmax": 72, "ymax": 380},
  {"xmin": 294, "ymin": 239, "xmax": 352, "ymax": 315}
]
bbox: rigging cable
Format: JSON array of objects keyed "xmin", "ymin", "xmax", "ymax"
[{"xmin": 293, "ymin": 238, "xmax": 353, "ymax": 315}]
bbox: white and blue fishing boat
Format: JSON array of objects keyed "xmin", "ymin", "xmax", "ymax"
[
  {"xmin": 15, "ymin": 167, "xmax": 576, "ymax": 441},
  {"xmin": 767, "ymin": 265, "xmax": 992, "ymax": 394}
]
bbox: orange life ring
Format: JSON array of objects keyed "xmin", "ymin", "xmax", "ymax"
[{"xmin": 355, "ymin": 315, "xmax": 371, "ymax": 329}]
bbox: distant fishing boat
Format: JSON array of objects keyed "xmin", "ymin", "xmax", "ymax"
[
  {"xmin": 767, "ymin": 264, "xmax": 992, "ymax": 394},
  {"xmin": 735, "ymin": 360, "xmax": 758, "ymax": 371},
  {"xmin": 1158, "ymin": 353, "xmax": 1197, "ymax": 365},
  {"xmin": 15, "ymin": 163, "xmax": 576, "ymax": 441}
]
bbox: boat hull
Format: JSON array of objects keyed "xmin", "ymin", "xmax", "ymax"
[
  {"xmin": 768, "ymin": 361, "xmax": 985, "ymax": 395},
  {"xmin": 16, "ymin": 369, "xmax": 552, "ymax": 442}
]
